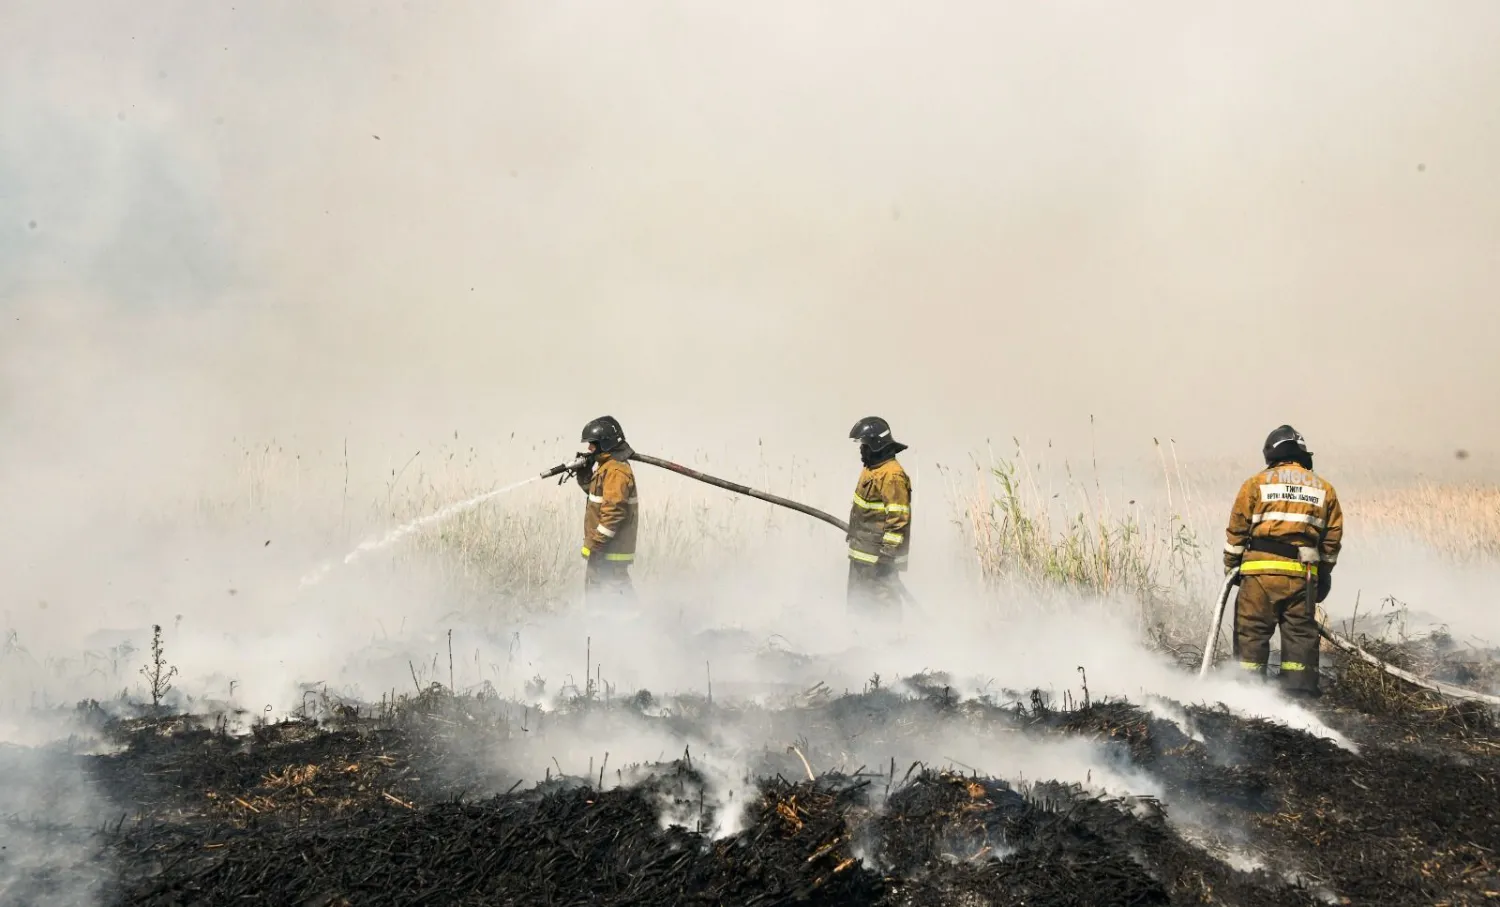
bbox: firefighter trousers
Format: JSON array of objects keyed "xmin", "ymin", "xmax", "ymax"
[
  {"xmin": 1234, "ymin": 573, "xmax": 1320, "ymax": 694},
  {"xmin": 848, "ymin": 561, "xmax": 903, "ymax": 620},
  {"xmin": 584, "ymin": 559, "xmax": 636, "ymax": 608}
]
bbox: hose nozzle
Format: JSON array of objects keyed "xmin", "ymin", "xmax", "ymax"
[{"xmin": 541, "ymin": 455, "xmax": 590, "ymax": 480}]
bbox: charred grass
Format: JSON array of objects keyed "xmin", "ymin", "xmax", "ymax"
[{"xmin": 3, "ymin": 662, "xmax": 1495, "ymax": 907}]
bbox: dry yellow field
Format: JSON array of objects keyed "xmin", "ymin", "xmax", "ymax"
[{"xmin": 164, "ymin": 440, "xmax": 1500, "ymax": 653}]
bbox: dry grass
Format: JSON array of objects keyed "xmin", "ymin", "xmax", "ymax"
[
  {"xmin": 1345, "ymin": 482, "xmax": 1500, "ymax": 562},
  {"xmin": 1178, "ymin": 458, "xmax": 1500, "ymax": 564},
  {"xmin": 1325, "ymin": 630, "xmax": 1498, "ymax": 732},
  {"xmin": 138, "ymin": 438, "xmax": 1500, "ymax": 653},
  {"xmin": 946, "ymin": 441, "xmax": 1211, "ymax": 647},
  {"xmin": 387, "ymin": 481, "xmax": 793, "ymax": 610},
  {"xmin": 178, "ymin": 440, "xmax": 837, "ymax": 621}
]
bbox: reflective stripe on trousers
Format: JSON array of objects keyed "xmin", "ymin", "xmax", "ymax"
[
  {"xmin": 1239, "ymin": 560, "xmax": 1317, "ymax": 577},
  {"xmin": 1241, "ymin": 659, "xmax": 1307, "ymax": 672}
]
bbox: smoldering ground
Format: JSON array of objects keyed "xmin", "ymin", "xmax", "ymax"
[
  {"xmin": 4, "ymin": 0, "xmax": 1500, "ymax": 679},
  {"xmin": 1, "ymin": 546, "xmax": 1348, "ymax": 822},
  {"xmin": 0, "ymin": 490, "xmax": 1369, "ymax": 903},
  {"xmin": 1, "ymin": 516, "xmax": 1492, "ymax": 907},
  {"xmin": 0, "ymin": 743, "xmax": 114, "ymax": 907},
  {"xmin": 10, "ymin": 607, "xmax": 1491, "ymax": 906}
]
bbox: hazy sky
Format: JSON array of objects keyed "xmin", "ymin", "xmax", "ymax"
[{"xmin": 3, "ymin": 0, "xmax": 1499, "ymax": 496}]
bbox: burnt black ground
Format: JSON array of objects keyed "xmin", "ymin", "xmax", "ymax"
[{"xmin": 4, "ymin": 652, "xmax": 1499, "ymax": 907}]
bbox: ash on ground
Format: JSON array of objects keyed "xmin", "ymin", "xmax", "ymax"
[{"xmin": 4, "ymin": 647, "xmax": 1499, "ymax": 907}]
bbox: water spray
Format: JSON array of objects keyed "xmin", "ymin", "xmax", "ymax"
[
  {"xmin": 297, "ymin": 473, "xmax": 548, "ymax": 589},
  {"xmin": 297, "ymin": 449, "xmax": 800, "ymax": 592},
  {"xmin": 302, "ymin": 445, "xmax": 900, "ymax": 602}
]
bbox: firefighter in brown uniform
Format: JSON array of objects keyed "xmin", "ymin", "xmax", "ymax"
[
  {"xmin": 846, "ymin": 417, "xmax": 912, "ymax": 618},
  {"xmin": 574, "ymin": 416, "xmax": 639, "ymax": 605},
  {"xmin": 1223, "ymin": 425, "xmax": 1343, "ymax": 697}
]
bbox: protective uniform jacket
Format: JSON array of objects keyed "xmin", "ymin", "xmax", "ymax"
[
  {"xmin": 582, "ymin": 453, "xmax": 638, "ymax": 562},
  {"xmin": 1223, "ymin": 461, "xmax": 1343, "ymax": 578},
  {"xmin": 848, "ymin": 457, "xmax": 911, "ymax": 567}
]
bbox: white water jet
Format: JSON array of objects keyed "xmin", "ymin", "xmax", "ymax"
[{"xmin": 298, "ymin": 474, "xmax": 546, "ymax": 589}]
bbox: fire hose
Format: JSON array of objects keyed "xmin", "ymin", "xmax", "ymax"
[
  {"xmin": 541, "ymin": 451, "xmax": 849, "ymax": 531},
  {"xmin": 1199, "ymin": 568, "xmax": 1500, "ymax": 706},
  {"xmin": 541, "ymin": 450, "xmax": 922, "ymax": 609},
  {"xmin": 1314, "ymin": 630, "xmax": 1500, "ymax": 707},
  {"xmin": 630, "ymin": 453, "xmax": 853, "ymax": 534}
]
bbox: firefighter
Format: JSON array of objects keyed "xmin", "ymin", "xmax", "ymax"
[
  {"xmin": 1223, "ymin": 425, "xmax": 1344, "ymax": 697},
  {"xmin": 574, "ymin": 416, "xmax": 639, "ymax": 606},
  {"xmin": 846, "ymin": 416, "xmax": 912, "ymax": 618}
]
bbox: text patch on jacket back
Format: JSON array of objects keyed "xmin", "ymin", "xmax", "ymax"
[{"xmin": 1259, "ymin": 484, "xmax": 1327, "ymax": 508}]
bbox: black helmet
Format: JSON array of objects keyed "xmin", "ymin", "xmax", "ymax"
[
  {"xmin": 849, "ymin": 416, "xmax": 902, "ymax": 454},
  {"xmin": 581, "ymin": 415, "xmax": 625, "ymax": 452},
  {"xmin": 1263, "ymin": 424, "xmax": 1312, "ymax": 467}
]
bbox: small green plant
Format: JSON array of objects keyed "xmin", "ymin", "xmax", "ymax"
[
  {"xmin": 954, "ymin": 448, "xmax": 1209, "ymax": 649},
  {"xmin": 139, "ymin": 624, "xmax": 179, "ymax": 710}
]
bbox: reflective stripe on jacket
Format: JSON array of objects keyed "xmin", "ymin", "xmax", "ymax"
[
  {"xmin": 848, "ymin": 457, "xmax": 911, "ymax": 566},
  {"xmin": 582, "ymin": 453, "xmax": 638, "ymax": 561},
  {"xmin": 1224, "ymin": 461, "xmax": 1343, "ymax": 576}
]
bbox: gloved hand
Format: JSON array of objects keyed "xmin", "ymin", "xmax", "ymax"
[
  {"xmin": 1316, "ymin": 572, "xmax": 1332, "ymax": 604},
  {"xmin": 573, "ymin": 454, "xmax": 596, "ymax": 490}
]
